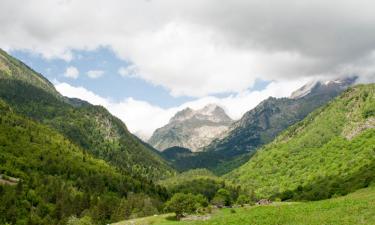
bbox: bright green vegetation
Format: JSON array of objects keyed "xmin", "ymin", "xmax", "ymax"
[
  {"xmin": 0, "ymin": 49, "xmax": 174, "ymax": 180},
  {"xmin": 0, "ymin": 100, "xmax": 169, "ymax": 225},
  {"xmin": 159, "ymin": 169, "xmax": 219, "ymax": 187},
  {"xmin": 226, "ymin": 84, "xmax": 375, "ymax": 200},
  {"xmin": 159, "ymin": 169, "xmax": 246, "ymax": 204},
  {"xmin": 0, "ymin": 49, "xmax": 58, "ymax": 96},
  {"xmin": 114, "ymin": 185, "xmax": 375, "ymax": 225}
]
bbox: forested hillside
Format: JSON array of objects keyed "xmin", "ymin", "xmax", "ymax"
[
  {"xmin": 227, "ymin": 84, "xmax": 375, "ymax": 200},
  {"xmin": 0, "ymin": 100, "xmax": 169, "ymax": 225},
  {"xmin": 0, "ymin": 49, "xmax": 174, "ymax": 180}
]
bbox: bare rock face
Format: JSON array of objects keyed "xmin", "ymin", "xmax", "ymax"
[{"xmin": 148, "ymin": 104, "xmax": 233, "ymax": 152}]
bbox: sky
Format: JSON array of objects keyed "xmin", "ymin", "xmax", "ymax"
[{"xmin": 1, "ymin": 0, "xmax": 375, "ymax": 139}]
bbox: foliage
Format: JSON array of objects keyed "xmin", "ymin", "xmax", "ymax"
[
  {"xmin": 0, "ymin": 103, "xmax": 167, "ymax": 225},
  {"xmin": 159, "ymin": 169, "xmax": 241, "ymax": 202},
  {"xmin": 236, "ymin": 194, "xmax": 251, "ymax": 206},
  {"xmin": 164, "ymin": 193, "xmax": 208, "ymax": 220},
  {"xmin": 226, "ymin": 84, "xmax": 375, "ymax": 200},
  {"xmin": 66, "ymin": 216, "xmax": 94, "ymax": 225},
  {"xmin": 211, "ymin": 188, "xmax": 232, "ymax": 207}
]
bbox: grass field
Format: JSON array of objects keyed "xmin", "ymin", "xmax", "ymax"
[{"xmin": 113, "ymin": 185, "xmax": 375, "ymax": 225}]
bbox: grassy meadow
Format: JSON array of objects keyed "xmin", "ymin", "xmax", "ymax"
[{"xmin": 113, "ymin": 185, "xmax": 375, "ymax": 225}]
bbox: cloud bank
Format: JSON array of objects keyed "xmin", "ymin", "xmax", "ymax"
[{"xmin": 1, "ymin": 0, "xmax": 375, "ymax": 97}]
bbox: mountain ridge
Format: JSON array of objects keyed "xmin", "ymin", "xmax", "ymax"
[{"xmin": 148, "ymin": 104, "xmax": 233, "ymax": 152}]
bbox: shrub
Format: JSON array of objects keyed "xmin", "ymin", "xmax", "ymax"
[{"xmin": 164, "ymin": 193, "xmax": 208, "ymax": 220}]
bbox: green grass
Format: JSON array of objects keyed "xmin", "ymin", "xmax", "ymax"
[{"xmin": 113, "ymin": 185, "xmax": 375, "ymax": 225}]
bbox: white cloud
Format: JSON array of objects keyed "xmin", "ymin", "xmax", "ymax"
[
  {"xmin": 55, "ymin": 82, "xmax": 109, "ymax": 106},
  {"xmin": 87, "ymin": 70, "xmax": 104, "ymax": 79},
  {"xmin": 1, "ymin": 0, "xmax": 375, "ymax": 97},
  {"xmin": 54, "ymin": 79, "xmax": 308, "ymax": 139},
  {"xmin": 64, "ymin": 66, "xmax": 79, "ymax": 79},
  {"xmin": 118, "ymin": 65, "xmax": 138, "ymax": 78}
]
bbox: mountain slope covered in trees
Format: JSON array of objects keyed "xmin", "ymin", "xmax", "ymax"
[
  {"xmin": 0, "ymin": 100, "xmax": 169, "ymax": 225},
  {"xmin": 0, "ymin": 49, "xmax": 174, "ymax": 180},
  {"xmin": 226, "ymin": 84, "xmax": 375, "ymax": 200}
]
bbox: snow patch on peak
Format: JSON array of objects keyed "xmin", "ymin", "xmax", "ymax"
[{"xmin": 290, "ymin": 80, "xmax": 319, "ymax": 99}]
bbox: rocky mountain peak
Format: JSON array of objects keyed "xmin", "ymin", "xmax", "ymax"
[
  {"xmin": 170, "ymin": 107, "xmax": 195, "ymax": 122},
  {"xmin": 148, "ymin": 104, "xmax": 233, "ymax": 152},
  {"xmin": 170, "ymin": 104, "xmax": 232, "ymax": 123},
  {"xmin": 290, "ymin": 77, "xmax": 357, "ymax": 99}
]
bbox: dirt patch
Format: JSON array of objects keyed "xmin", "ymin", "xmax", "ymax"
[{"xmin": 343, "ymin": 117, "xmax": 375, "ymax": 140}]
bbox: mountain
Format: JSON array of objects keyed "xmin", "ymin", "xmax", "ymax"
[
  {"xmin": 205, "ymin": 77, "xmax": 356, "ymax": 158},
  {"xmin": 226, "ymin": 84, "xmax": 375, "ymax": 200},
  {"xmin": 0, "ymin": 49, "xmax": 174, "ymax": 180},
  {"xmin": 148, "ymin": 104, "xmax": 233, "ymax": 152},
  {"xmin": 0, "ymin": 99, "xmax": 169, "ymax": 224},
  {"xmin": 160, "ymin": 78, "xmax": 356, "ymax": 174}
]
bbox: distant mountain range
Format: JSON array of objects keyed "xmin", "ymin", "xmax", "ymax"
[
  {"xmin": 157, "ymin": 77, "xmax": 357, "ymax": 174},
  {"xmin": 148, "ymin": 104, "xmax": 233, "ymax": 152}
]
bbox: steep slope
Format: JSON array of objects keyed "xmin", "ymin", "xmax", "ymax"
[
  {"xmin": 0, "ymin": 49, "xmax": 57, "ymax": 95},
  {"xmin": 226, "ymin": 84, "xmax": 375, "ymax": 200},
  {"xmin": 0, "ymin": 100, "xmax": 168, "ymax": 225},
  {"xmin": 161, "ymin": 79, "xmax": 355, "ymax": 174},
  {"xmin": 0, "ymin": 49, "xmax": 174, "ymax": 180},
  {"xmin": 149, "ymin": 104, "xmax": 233, "ymax": 152}
]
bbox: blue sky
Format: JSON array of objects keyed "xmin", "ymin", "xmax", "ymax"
[{"xmin": 11, "ymin": 47, "xmax": 196, "ymax": 108}]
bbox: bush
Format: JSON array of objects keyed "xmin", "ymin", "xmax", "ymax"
[
  {"xmin": 164, "ymin": 193, "xmax": 208, "ymax": 220},
  {"xmin": 211, "ymin": 188, "xmax": 232, "ymax": 207},
  {"xmin": 236, "ymin": 194, "xmax": 250, "ymax": 206}
]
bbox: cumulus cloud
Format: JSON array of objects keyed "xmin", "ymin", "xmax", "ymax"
[
  {"xmin": 54, "ymin": 79, "xmax": 308, "ymax": 139},
  {"xmin": 1, "ymin": 0, "xmax": 375, "ymax": 97},
  {"xmin": 64, "ymin": 66, "xmax": 79, "ymax": 79},
  {"xmin": 87, "ymin": 70, "xmax": 104, "ymax": 79}
]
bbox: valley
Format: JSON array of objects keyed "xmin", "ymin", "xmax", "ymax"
[{"xmin": 0, "ymin": 49, "xmax": 374, "ymax": 225}]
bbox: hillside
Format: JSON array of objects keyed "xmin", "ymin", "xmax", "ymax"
[
  {"xmin": 149, "ymin": 104, "xmax": 233, "ymax": 152},
  {"xmin": 0, "ymin": 100, "xmax": 169, "ymax": 225},
  {"xmin": 114, "ymin": 185, "xmax": 375, "ymax": 225},
  {"xmin": 226, "ymin": 84, "xmax": 375, "ymax": 200},
  {"xmin": 0, "ymin": 49, "xmax": 174, "ymax": 180}
]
